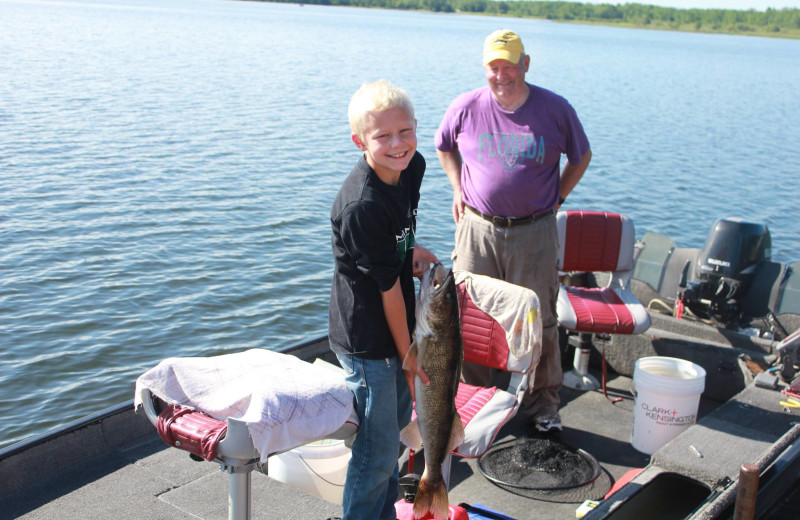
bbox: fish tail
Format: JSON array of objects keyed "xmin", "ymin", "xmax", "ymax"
[{"xmin": 413, "ymin": 474, "xmax": 449, "ymax": 520}]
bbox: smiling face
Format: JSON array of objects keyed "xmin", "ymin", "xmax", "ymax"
[
  {"xmin": 484, "ymin": 55, "xmax": 530, "ymax": 111},
  {"xmin": 352, "ymin": 106, "xmax": 417, "ymax": 185}
]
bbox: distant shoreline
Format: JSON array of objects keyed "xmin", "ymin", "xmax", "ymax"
[
  {"xmin": 542, "ymin": 19, "xmax": 800, "ymax": 40},
  {"xmin": 259, "ymin": 0, "xmax": 800, "ymax": 39},
  {"xmin": 550, "ymin": 15, "xmax": 800, "ymax": 39}
]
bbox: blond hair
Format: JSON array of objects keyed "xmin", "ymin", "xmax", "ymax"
[{"xmin": 348, "ymin": 80, "xmax": 415, "ymax": 140}]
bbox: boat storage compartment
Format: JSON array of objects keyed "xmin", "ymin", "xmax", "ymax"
[{"xmin": 603, "ymin": 472, "xmax": 710, "ymax": 520}]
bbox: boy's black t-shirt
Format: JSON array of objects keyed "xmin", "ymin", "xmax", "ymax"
[{"xmin": 328, "ymin": 152, "xmax": 425, "ymax": 359}]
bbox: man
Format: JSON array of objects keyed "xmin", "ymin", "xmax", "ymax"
[{"xmin": 435, "ymin": 29, "xmax": 591, "ymax": 433}]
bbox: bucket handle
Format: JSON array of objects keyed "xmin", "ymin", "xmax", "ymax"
[{"xmin": 298, "ymin": 454, "xmax": 345, "ymax": 488}]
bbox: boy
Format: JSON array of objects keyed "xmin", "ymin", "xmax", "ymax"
[{"xmin": 329, "ymin": 79, "xmax": 436, "ymax": 520}]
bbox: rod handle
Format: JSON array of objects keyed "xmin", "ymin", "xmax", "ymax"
[{"xmin": 733, "ymin": 463, "xmax": 759, "ymax": 520}]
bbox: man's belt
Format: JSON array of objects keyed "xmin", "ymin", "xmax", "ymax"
[{"xmin": 466, "ymin": 205, "xmax": 554, "ymax": 228}]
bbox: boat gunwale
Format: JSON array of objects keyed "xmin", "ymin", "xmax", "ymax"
[{"xmin": 0, "ymin": 335, "xmax": 332, "ymax": 462}]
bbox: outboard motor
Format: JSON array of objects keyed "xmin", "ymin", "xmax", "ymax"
[{"xmin": 679, "ymin": 218, "xmax": 771, "ymax": 328}]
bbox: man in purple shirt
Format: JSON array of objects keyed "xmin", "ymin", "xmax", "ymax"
[{"xmin": 435, "ymin": 29, "xmax": 592, "ymax": 433}]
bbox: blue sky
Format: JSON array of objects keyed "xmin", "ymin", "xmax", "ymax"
[{"xmin": 584, "ymin": 0, "xmax": 799, "ymax": 9}]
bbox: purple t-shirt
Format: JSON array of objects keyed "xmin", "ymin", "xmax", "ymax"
[{"xmin": 435, "ymin": 84, "xmax": 590, "ymax": 218}]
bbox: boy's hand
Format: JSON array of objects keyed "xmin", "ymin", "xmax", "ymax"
[
  {"xmin": 401, "ymin": 347, "xmax": 430, "ymax": 402},
  {"xmin": 404, "ymin": 368, "xmax": 429, "ymax": 402},
  {"xmin": 413, "ymin": 245, "xmax": 439, "ymax": 279}
]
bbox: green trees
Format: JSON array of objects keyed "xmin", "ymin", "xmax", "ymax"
[{"xmin": 270, "ymin": 0, "xmax": 800, "ymax": 38}]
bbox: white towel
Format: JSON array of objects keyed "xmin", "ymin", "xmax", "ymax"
[{"xmin": 134, "ymin": 349, "xmax": 354, "ymax": 461}]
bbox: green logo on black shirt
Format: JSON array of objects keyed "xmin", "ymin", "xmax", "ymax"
[{"xmin": 396, "ymin": 208, "xmax": 416, "ymax": 262}]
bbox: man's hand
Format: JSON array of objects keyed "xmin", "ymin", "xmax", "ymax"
[
  {"xmin": 452, "ymin": 191, "xmax": 465, "ymax": 224},
  {"xmin": 436, "ymin": 148, "xmax": 464, "ymax": 224}
]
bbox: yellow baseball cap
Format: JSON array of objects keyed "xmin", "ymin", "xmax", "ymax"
[{"xmin": 482, "ymin": 29, "xmax": 525, "ymax": 66}]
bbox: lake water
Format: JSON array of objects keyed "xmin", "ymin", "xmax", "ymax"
[{"xmin": 1, "ymin": 0, "xmax": 799, "ymax": 449}]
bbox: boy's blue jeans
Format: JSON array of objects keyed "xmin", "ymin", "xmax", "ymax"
[{"xmin": 337, "ymin": 353, "xmax": 412, "ymax": 520}]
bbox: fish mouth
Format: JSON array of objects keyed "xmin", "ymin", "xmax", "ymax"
[
  {"xmin": 415, "ymin": 262, "xmax": 455, "ymax": 337},
  {"xmin": 428, "ymin": 262, "xmax": 453, "ymax": 295}
]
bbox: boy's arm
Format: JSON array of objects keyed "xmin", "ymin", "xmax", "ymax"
[{"xmin": 381, "ymin": 278, "xmax": 430, "ymax": 401}]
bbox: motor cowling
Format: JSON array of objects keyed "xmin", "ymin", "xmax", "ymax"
[{"xmin": 681, "ymin": 218, "xmax": 771, "ymax": 327}]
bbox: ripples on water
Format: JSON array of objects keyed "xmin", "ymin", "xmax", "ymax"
[{"xmin": 1, "ymin": 0, "xmax": 799, "ymax": 448}]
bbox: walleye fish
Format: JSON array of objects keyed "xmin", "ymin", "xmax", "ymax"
[{"xmin": 400, "ymin": 263, "xmax": 464, "ymax": 520}]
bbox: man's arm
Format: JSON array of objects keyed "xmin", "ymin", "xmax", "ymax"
[
  {"xmin": 559, "ymin": 149, "xmax": 592, "ymax": 206},
  {"xmin": 381, "ymin": 279, "xmax": 429, "ymax": 400},
  {"xmin": 437, "ymin": 149, "xmax": 465, "ymax": 224}
]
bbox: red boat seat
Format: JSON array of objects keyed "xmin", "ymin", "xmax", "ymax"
[
  {"xmin": 556, "ymin": 210, "xmax": 650, "ymax": 335},
  {"xmin": 556, "ymin": 210, "xmax": 651, "ymax": 391},
  {"xmin": 454, "ymin": 276, "xmax": 539, "ymax": 458}
]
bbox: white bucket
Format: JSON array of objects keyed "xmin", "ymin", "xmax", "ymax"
[
  {"xmin": 631, "ymin": 356, "xmax": 706, "ymax": 455},
  {"xmin": 267, "ymin": 439, "xmax": 351, "ymax": 504}
]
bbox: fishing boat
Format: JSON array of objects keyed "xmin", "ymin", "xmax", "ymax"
[{"xmin": 2, "ymin": 216, "xmax": 799, "ymax": 520}]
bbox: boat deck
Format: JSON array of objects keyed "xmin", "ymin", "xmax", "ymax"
[
  {"xmin": 0, "ymin": 371, "xmax": 708, "ymax": 520},
  {"xmin": 3, "ymin": 335, "xmax": 800, "ymax": 520}
]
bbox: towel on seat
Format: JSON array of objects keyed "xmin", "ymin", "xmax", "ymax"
[
  {"xmin": 134, "ymin": 349, "xmax": 354, "ymax": 461},
  {"xmin": 455, "ymin": 271, "xmax": 542, "ymax": 371}
]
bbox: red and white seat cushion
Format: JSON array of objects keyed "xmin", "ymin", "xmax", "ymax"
[
  {"xmin": 451, "ymin": 278, "xmax": 538, "ymax": 458},
  {"xmin": 556, "ymin": 210, "xmax": 650, "ymax": 335}
]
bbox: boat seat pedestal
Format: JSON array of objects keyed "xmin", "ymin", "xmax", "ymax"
[{"xmin": 138, "ymin": 386, "xmax": 357, "ymax": 520}]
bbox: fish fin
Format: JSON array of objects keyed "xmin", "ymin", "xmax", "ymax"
[
  {"xmin": 402, "ymin": 341, "xmax": 420, "ymax": 372},
  {"xmin": 448, "ymin": 414, "xmax": 465, "ymax": 453},
  {"xmin": 414, "ymin": 472, "xmax": 449, "ymax": 520},
  {"xmin": 399, "ymin": 418, "xmax": 423, "ymax": 451}
]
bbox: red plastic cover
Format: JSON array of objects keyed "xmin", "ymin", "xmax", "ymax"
[{"xmin": 156, "ymin": 403, "xmax": 228, "ymax": 462}]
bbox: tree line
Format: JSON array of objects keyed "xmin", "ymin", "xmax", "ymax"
[{"xmin": 260, "ymin": 0, "xmax": 800, "ymax": 37}]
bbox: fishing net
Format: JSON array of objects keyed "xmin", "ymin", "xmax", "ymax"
[{"xmin": 477, "ymin": 437, "xmax": 601, "ymax": 491}]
